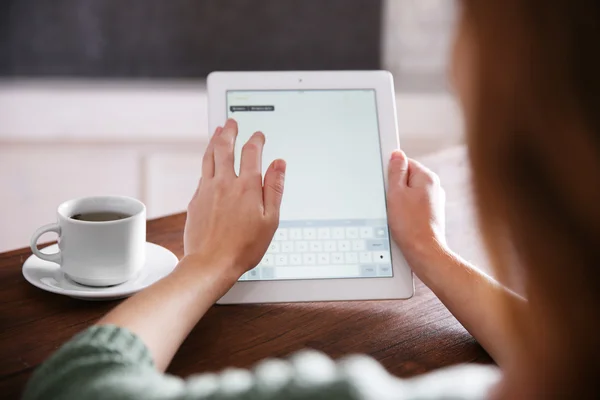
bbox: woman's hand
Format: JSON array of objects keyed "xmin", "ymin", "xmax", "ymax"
[
  {"xmin": 96, "ymin": 119, "xmax": 286, "ymax": 371},
  {"xmin": 183, "ymin": 119, "xmax": 286, "ymax": 282},
  {"xmin": 386, "ymin": 150, "xmax": 447, "ymax": 267},
  {"xmin": 386, "ymin": 150, "xmax": 525, "ymax": 366}
]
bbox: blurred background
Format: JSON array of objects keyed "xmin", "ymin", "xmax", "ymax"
[{"xmin": 0, "ymin": 0, "xmax": 460, "ymax": 252}]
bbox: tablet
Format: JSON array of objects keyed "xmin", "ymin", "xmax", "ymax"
[{"xmin": 208, "ymin": 71, "xmax": 414, "ymax": 303}]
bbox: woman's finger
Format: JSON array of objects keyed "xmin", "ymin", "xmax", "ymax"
[
  {"xmin": 202, "ymin": 126, "xmax": 222, "ymax": 178},
  {"xmin": 388, "ymin": 150, "xmax": 409, "ymax": 188},
  {"xmin": 213, "ymin": 119, "xmax": 238, "ymax": 178},
  {"xmin": 240, "ymin": 131, "xmax": 265, "ymax": 178},
  {"xmin": 263, "ymin": 159, "xmax": 286, "ymax": 219}
]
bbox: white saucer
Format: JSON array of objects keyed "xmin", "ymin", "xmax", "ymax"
[{"xmin": 22, "ymin": 242, "xmax": 179, "ymax": 301}]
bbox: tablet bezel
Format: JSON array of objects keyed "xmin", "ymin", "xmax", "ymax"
[{"xmin": 207, "ymin": 71, "xmax": 414, "ymax": 303}]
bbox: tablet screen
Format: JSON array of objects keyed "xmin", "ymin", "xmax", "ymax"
[{"xmin": 228, "ymin": 89, "xmax": 393, "ymax": 281}]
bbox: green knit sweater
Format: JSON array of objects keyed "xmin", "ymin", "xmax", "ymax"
[{"xmin": 23, "ymin": 325, "xmax": 500, "ymax": 400}]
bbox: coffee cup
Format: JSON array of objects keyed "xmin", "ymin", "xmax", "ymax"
[{"xmin": 30, "ymin": 196, "xmax": 146, "ymax": 287}]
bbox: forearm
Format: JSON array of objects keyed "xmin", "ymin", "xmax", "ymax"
[
  {"xmin": 97, "ymin": 254, "xmax": 237, "ymax": 371},
  {"xmin": 409, "ymin": 243, "xmax": 525, "ymax": 367}
]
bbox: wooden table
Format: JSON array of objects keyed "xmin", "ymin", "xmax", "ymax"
[{"xmin": 0, "ymin": 146, "xmax": 493, "ymax": 399}]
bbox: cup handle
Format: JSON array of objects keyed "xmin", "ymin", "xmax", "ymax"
[{"xmin": 30, "ymin": 223, "xmax": 62, "ymax": 264}]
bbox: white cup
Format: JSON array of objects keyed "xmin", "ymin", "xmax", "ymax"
[{"xmin": 30, "ymin": 196, "xmax": 146, "ymax": 287}]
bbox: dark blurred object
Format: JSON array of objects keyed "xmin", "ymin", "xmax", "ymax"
[{"xmin": 0, "ymin": 0, "xmax": 382, "ymax": 78}]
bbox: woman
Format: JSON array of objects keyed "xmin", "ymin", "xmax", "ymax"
[{"xmin": 24, "ymin": 1, "xmax": 600, "ymax": 399}]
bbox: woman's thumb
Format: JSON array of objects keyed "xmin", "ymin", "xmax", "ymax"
[{"xmin": 388, "ymin": 150, "xmax": 409, "ymax": 187}]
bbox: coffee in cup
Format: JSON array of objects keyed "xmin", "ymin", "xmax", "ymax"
[{"xmin": 70, "ymin": 212, "xmax": 130, "ymax": 222}]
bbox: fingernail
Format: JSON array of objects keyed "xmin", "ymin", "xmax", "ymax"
[
  {"xmin": 274, "ymin": 159, "xmax": 287, "ymax": 173},
  {"xmin": 253, "ymin": 131, "xmax": 265, "ymax": 142},
  {"xmin": 391, "ymin": 150, "xmax": 405, "ymax": 161}
]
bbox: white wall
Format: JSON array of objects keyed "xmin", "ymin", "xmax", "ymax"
[{"xmin": 0, "ymin": 83, "xmax": 463, "ymax": 253}]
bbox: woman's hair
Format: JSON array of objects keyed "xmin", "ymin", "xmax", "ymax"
[{"xmin": 461, "ymin": 0, "xmax": 600, "ymax": 396}]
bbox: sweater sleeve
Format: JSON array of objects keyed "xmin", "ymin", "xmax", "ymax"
[{"xmin": 23, "ymin": 325, "xmax": 500, "ymax": 400}]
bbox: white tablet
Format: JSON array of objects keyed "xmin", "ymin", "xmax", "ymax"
[{"xmin": 208, "ymin": 71, "xmax": 414, "ymax": 304}]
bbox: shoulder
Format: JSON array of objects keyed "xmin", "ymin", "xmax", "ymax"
[
  {"xmin": 24, "ymin": 326, "xmax": 500, "ymax": 400},
  {"xmin": 305, "ymin": 351, "xmax": 501, "ymax": 400},
  {"xmin": 210, "ymin": 350, "xmax": 501, "ymax": 400}
]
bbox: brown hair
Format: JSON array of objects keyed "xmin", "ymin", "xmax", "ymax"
[{"xmin": 461, "ymin": 1, "xmax": 600, "ymax": 397}]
